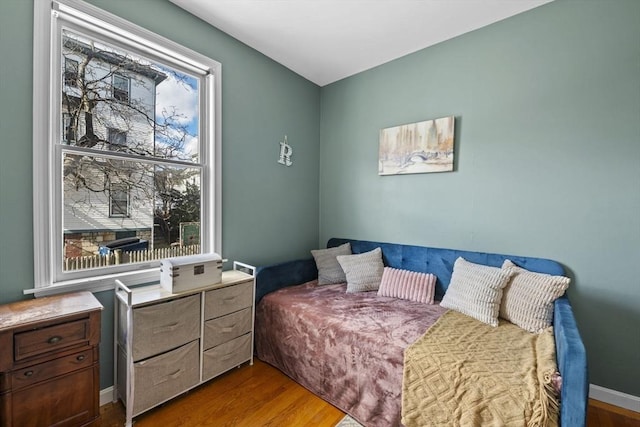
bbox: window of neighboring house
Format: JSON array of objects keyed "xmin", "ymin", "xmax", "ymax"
[
  {"xmin": 62, "ymin": 113, "xmax": 75, "ymax": 142},
  {"xmin": 64, "ymin": 57, "xmax": 78, "ymax": 87},
  {"xmin": 112, "ymin": 74, "xmax": 130, "ymax": 102},
  {"xmin": 33, "ymin": 0, "xmax": 222, "ymax": 293},
  {"xmin": 107, "ymin": 128, "xmax": 127, "ymax": 151},
  {"xmin": 109, "ymin": 183, "xmax": 130, "ymax": 217}
]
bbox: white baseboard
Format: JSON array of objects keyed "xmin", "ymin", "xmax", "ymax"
[
  {"xmin": 590, "ymin": 384, "xmax": 640, "ymax": 413},
  {"xmin": 100, "ymin": 386, "xmax": 115, "ymax": 407}
]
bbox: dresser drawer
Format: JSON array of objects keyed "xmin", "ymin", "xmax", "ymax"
[
  {"xmin": 132, "ymin": 294, "xmax": 200, "ymax": 361},
  {"xmin": 14, "ymin": 318, "xmax": 90, "ymax": 362},
  {"xmin": 203, "ymin": 308, "xmax": 252, "ymax": 350},
  {"xmin": 11, "ymin": 348, "xmax": 94, "ymax": 390},
  {"xmin": 204, "ymin": 281, "xmax": 253, "ymax": 320},
  {"xmin": 11, "ymin": 364, "xmax": 97, "ymax": 427},
  {"xmin": 202, "ymin": 333, "xmax": 251, "ymax": 381},
  {"xmin": 132, "ymin": 339, "xmax": 200, "ymax": 416}
]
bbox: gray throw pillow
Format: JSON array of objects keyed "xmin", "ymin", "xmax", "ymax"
[
  {"xmin": 336, "ymin": 247, "xmax": 384, "ymax": 293},
  {"xmin": 311, "ymin": 243, "xmax": 352, "ymax": 285},
  {"xmin": 440, "ymin": 257, "xmax": 513, "ymax": 327}
]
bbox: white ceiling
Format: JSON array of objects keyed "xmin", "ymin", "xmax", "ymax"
[{"xmin": 170, "ymin": 0, "xmax": 554, "ymax": 86}]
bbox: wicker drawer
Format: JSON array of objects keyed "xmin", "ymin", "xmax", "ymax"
[
  {"xmin": 203, "ymin": 308, "xmax": 252, "ymax": 350},
  {"xmin": 132, "ymin": 294, "xmax": 200, "ymax": 361},
  {"xmin": 114, "ymin": 269, "xmax": 255, "ymax": 426},
  {"xmin": 131, "ymin": 340, "xmax": 200, "ymax": 416},
  {"xmin": 11, "ymin": 348, "xmax": 94, "ymax": 390},
  {"xmin": 202, "ymin": 333, "xmax": 251, "ymax": 381},
  {"xmin": 204, "ymin": 281, "xmax": 253, "ymax": 320},
  {"xmin": 14, "ymin": 318, "xmax": 90, "ymax": 361}
]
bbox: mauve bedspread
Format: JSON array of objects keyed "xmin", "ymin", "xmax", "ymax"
[{"xmin": 254, "ymin": 280, "xmax": 448, "ymax": 427}]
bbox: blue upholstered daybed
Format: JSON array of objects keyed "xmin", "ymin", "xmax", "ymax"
[{"xmin": 254, "ymin": 238, "xmax": 588, "ymax": 426}]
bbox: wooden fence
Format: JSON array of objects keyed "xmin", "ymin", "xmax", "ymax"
[{"xmin": 63, "ymin": 245, "xmax": 201, "ymax": 271}]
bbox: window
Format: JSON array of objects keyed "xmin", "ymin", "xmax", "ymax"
[
  {"xmin": 62, "ymin": 113, "xmax": 75, "ymax": 142},
  {"xmin": 33, "ymin": 0, "xmax": 221, "ymax": 292},
  {"xmin": 109, "ymin": 183, "xmax": 130, "ymax": 217},
  {"xmin": 64, "ymin": 57, "xmax": 78, "ymax": 87},
  {"xmin": 112, "ymin": 74, "xmax": 129, "ymax": 102},
  {"xmin": 107, "ymin": 128, "xmax": 127, "ymax": 151}
]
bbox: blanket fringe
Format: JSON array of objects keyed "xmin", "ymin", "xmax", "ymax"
[{"xmin": 528, "ymin": 369, "xmax": 560, "ymax": 427}]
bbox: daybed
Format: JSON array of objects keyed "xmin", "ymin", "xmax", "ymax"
[{"xmin": 254, "ymin": 238, "xmax": 588, "ymax": 426}]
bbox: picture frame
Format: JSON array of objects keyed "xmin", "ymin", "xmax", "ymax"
[{"xmin": 379, "ymin": 115, "xmax": 455, "ymax": 175}]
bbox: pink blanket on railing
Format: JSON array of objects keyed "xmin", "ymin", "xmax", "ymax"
[{"xmin": 254, "ymin": 280, "xmax": 447, "ymax": 427}]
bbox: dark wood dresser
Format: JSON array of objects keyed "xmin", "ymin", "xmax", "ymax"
[{"xmin": 0, "ymin": 291, "xmax": 102, "ymax": 427}]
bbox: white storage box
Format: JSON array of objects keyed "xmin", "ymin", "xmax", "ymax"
[{"xmin": 160, "ymin": 253, "xmax": 222, "ymax": 293}]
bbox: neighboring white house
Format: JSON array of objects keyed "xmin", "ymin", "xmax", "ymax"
[{"xmin": 61, "ymin": 34, "xmax": 167, "ymax": 259}]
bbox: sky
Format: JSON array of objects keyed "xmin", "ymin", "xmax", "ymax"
[{"xmin": 155, "ymin": 67, "xmax": 200, "ymax": 160}]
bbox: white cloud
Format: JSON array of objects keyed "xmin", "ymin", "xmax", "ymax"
[
  {"xmin": 184, "ymin": 134, "xmax": 199, "ymax": 159},
  {"xmin": 156, "ymin": 126, "xmax": 200, "ymax": 160},
  {"xmin": 156, "ymin": 73, "xmax": 198, "ymax": 127}
]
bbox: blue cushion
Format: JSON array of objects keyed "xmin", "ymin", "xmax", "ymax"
[
  {"xmin": 255, "ymin": 258, "xmax": 316, "ymax": 303},
  {"xmin": 327, "ymin": 238, "xmax": 564, "ymax": 301}
]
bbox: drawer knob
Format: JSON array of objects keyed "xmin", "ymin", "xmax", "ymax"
[
  {"xmin": 24, "ymin": 370, "xmax": 34, "ymax": 377},
  {"xmin": 48, "ymin": 336, "xmax": 62, "ymax": 345},
  {"xmin": 76, "ymin": 354, "xmax": 86, "ymax": 361}
]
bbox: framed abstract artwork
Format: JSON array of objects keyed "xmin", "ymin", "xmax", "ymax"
[{"xmin": 379, "ymin": 115, "xmax": 455, "ymax": 175}]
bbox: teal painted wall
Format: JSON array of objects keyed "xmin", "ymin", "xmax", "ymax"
[
  {"xmin": 0, "ymin": 0, "xmax": 320, "ymax": 389},
  {"xmin": 320, "ymin": 0, "xmax": 640, "ymax": 396}
]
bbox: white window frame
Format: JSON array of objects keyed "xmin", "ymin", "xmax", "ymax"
[{"xmin": 32, "ymin": 0, "xmax": 222, "ymax": 295}]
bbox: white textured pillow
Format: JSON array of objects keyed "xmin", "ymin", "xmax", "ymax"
[
  {"xmin": 336, "ymin": 247, "xmax": 384, "ymax": 293},
  {"xmin": 440, "ymin": 257, "xmax": 513, "ymax": 326},
  {"xmin": 378, "ymin": 267, "xmax": 437, "ymax": 304},
  {"xmin": 311, "ymin": 243, "xmax": 352, "ymax": 285},
  {"xmin": 500, "ymin": 259, "xmax": 570, "ymax": 333}
]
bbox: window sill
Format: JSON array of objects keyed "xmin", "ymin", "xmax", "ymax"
[{"xmin": 26, "ymin": 267, "xmax": 161, "ymax": 298}]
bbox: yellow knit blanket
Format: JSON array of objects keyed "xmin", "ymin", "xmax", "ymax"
[{"xmin": 402, "ymin": 310, "xmax": 559, "ymax": 427}]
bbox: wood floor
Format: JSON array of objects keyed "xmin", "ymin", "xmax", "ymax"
[
  {"xmin": 101, "ymin": 359, "xmax": 640, "ymax": 426},
  {"xmin": 587, "ymin": 398, "xmax": 640, "ymax": 427},
  {"xmin": 100, "ymin": 359, "xmax": 344, "ymax": 427}
]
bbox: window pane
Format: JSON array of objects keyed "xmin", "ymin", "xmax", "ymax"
[
  {"xmin": 112, "ymin": 74, "xmax": 129, "ymax": 102},
  {"xmin": 153, "ymin": 165, "xmax": 201, "ymax": 249},
  {"xmin": 62, "ymin": 113, "xmax": 76, "ymax": 142},
  {"xmin": 62, "ymin": 153, "xmax": 201, "ymax": 272},
  {"xmin": 61, "ymin": 30, "xmax": 200, "ymax": 162},
  {"xmin": 64, "ymin": 58, "xmax": 78, "ymax": 87},
  {"xmin": 109, "ymin": 182, "xmax": 129, "ymax": 217},
  {"xmin": 107, "ymin": 128, "xmax": 127, "ymax": 152}
]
